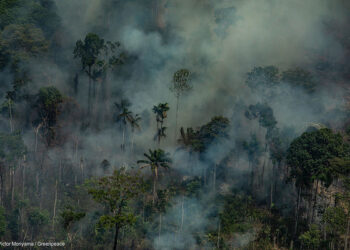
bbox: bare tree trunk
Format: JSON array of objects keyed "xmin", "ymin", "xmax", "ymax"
[
  {"xmin": 59, "ymin": 159, "xmax": 62, "ymax": 183},
  {"xmin": 213, "ymin": 164, "xmax": 217, "ymax": 192},
  {"xmin": 217, "ymin": 221, "xmax": 221, "ymax": 248},
  {"xmin": 36, "ymin": 172, "xmax": 39, "ymax": 195},
  {"xmin": 9, "ymin": 100, "xmax": 13, "ymax": 133},
  {"xmin": 34, "ymin": 123, "xmax": 42, "ymax": 154},
  {"xmin": 88, "ymin": 67, "xmax": 92, "ymax": 116},
  {"xmin": 122, "ymin": 126, "xmax": 125, "ymax": 151},
  {"xmin": 271, "ymin": 163, "xmax": 276, "ymax": 209},
  {"xmin": 159, "ymin": 213, "xmax": 162, "ymax": 241},
  {"xmin": 52, "ymin": 180, "xmax": 58, "ymax": 231},
  {"xmin": 11, "ymin": 167, "xmax": 15, "ymax": 207},
  {"xmin": 180, "ymin": 195, "xmax": 184, "ymax": 232},
  {"xmin": 80, "ymin": 159, "xmax": 84, "ymax": 181},
  {"xmin": 74, "ymin": 137, "xmax": 79, "ymax": 163},
  {"xmin": 174, "ymin": 95, "xmax": 179, "ymax": 141},
  {"xmin": 311, "ymin": 180, "xmax": 319, "ymax": 223},
  {"xmin": 131, "ymin": 130, "xmax": 135, "ymax": 152},
  {"xmin": 152, "ymin": 168, "xmax": 158, "ymax": 205},
  {"xmin": 270, "ymin": 182, "xmax": 273, "ymax": 209},
  {"xmin": 0, "ymin": 170, "xmax": 3, "ymax": 206},
  {"xmin": 142, "ymin": 196, "xmax": 145, "ymax": 223},
  {"xmin": 261, "ymin": 158, "xmax": 266, "ymax": 187},
  {"xmin": 294, "ymin": 186, "xmax": 302, "ymax": 237},
  {"xmin": 22, "ymin": 162, "xmax": 25, "ymax": 198},
  {"xmin": 250, "ymin": 161, "xmax": 254, "ymax": 194},
  {"xmin": 345, "ymin": 217, "xmax": 350, "ymax": 250}
]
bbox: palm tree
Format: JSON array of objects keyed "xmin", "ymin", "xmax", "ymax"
[
  {"xmin": 115, "ymin": 99, "xmax": 133, "ymax": 151},
  {"xmin": 137, "ymin": 149, "xmax": 172, "ymax": 203},
  {"xmin": 170, "ymin": 69, "xmax": 192, "ymax": 140},
  {"xmin": 152, "ymin": 103, "xmax": 170, "ymax": 145}
]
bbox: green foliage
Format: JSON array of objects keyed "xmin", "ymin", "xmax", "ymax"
[
  {"xmin": 184, "ymin": 177, "xmax": 202, "ymax": 197},
  {"xmin": 281, "ymin": 68, "xmax": 316, "ymax": 93},
  {"xmin": 114, "ymin": 99, "xmax": 132, "ymax": 126},
  {"xmin": 38, "ymin": 86, "xmax": 63, "ymax": 113},
  {"xmin": 246, "ymin": 66, "xmax": 317, "ymax": 95},
  {"xmin": 155, "ymin": 189, "xmax": 173, "ymax": 213},
  {"xmin": 177, "ymin": 117, "xmax": 230, "ymax": 154},
  {"xmin": 287, "ymin": 128, "xmax": 347, "ymax": 187},
  {"xmin": 27, "ymin": 207, "xmax": 49, "ymax": 227},
  {"xmin": 322, "ymin": 207, "xmax": 347, "ymax": 238},
  {"xmin": 60, "ymin": 206, "xmax": 85, "ymax": 230},
  {"xmin": 220, "ymin": 195, "xmax": 254, "ymax": 234},
  {"xmin": 138, "ymin": 149, "xmax": 172, "ymax": 176},
  {"xmin": 74, "ymin": 33, "xmax": 105, "ymax": 73},
  {"xmin": 87, "ymin": 168, "xmax": 144, "ymax": 230},
  {"xmin": 0, "ymin": 132, "xmax": 26, "ymax": 165},
  {"xmin": 299, "ymin": 224, "xmax": 321, "ymax": 250},
  {"xmin": 196, "ymin": 116, "xmax": 230, "ymax": 152},
  {"xmin": 0, "ymin": 0, "xmax": 60, "ymax": 36},
  {"xmin": 245, "ymin": 103, "xmax": 277, "ymax": 129},
  {"xmin": 0, "ymin": 23, "xmax": 48, "ymax": 69},
  {"xmin": 34, "ymin": 86, "xmax": 63, "ymax": 144},
  {"xmin": 243, "ymin": 134, "xmax": 262, "ymax": 164},
  {"xmin": 152, "ymin": 102, "xmax": 170, "ymax": 121},
  {"xmin": 246, "ymin": 66, "xmax": 279, "ymax": 90},
  {"xmin": 7, "ymin": 206, "xmax": 19, "ymax": 239}
]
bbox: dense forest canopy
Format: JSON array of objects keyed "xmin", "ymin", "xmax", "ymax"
[{"xmin": 0, "ymin": 0, "xmax": 349, "ymax": 249}]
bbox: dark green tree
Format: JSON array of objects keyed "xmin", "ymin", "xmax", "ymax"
[
  {"xmin": 73, "ymin": 33, "xmax": 105, "ymax": 115},
  {"xmin": 34, "ymin": 86, "xmax": 63, "ymax": 146},
  {"xmin": 152, "ymin": 103, "xmax": 170, "ymax": 145},
  {"xmin": 87, "ymin": 168, "xmax": 144, "ymax": 250},
  {"xmin": 299, "ymin": 224, "xmax": 321, "ymax": 250},
  {"xmin": 322, "ymin": 207, "xmax": 347, "ymax": 249},
  {"xmin": 60, "ymin": 205, "xmax": 85, "ymax": 247},
  {"xmin": 114, "ymin": 99, "xmax": 133, "ymax": 151},
  {"xmin": 245, "ymin": 66, "xmax": 279, "ymax": 99},
  {"xmin": 287, "ymin": 128, "xmax": 348, "ymax": 233},
  {"xmin": 137, "ymin": 149, "xmax": 172, "ymax": 204},
  {"xmin": 282, "ymin": 68, "xmax": 316, "ymax": 93}
]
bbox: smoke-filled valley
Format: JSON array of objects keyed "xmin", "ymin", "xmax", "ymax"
[{"xmin": 0, "ymin": 0, "xmax": 350, "ymax": 249}]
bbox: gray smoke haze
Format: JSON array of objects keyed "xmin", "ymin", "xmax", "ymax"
[{"xmin": 3, "ymin": 0, "xmax": 347, "ymax": 248}]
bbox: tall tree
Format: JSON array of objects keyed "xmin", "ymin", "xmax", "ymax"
[
  {"xmin": 34, "ymin": 86, "xmax": 63, "ymax": 146},
  {"xmin": 73, "ymin": 33, "xmax": 105, "ymax": 115},
  {"xmin": 287, "ymin": 128, "xmax": 348, "ymax": 235},
  {"xmin": 0, "ymin": 132, "xmax": 26, "ymax": 206},
  {"xmin": 137, "ymin": 149, "xmax": 171, "ymax": 203},
  {"xmin": 87, "ymin": 167, "xmax": 144, "ymax": 250},
  {"xmin": 152, "ymin": 103, "xmax": 170, "ymax": 145},
  {"xmin": 114, "ymin": 99, "xmax": 133, "ymax": 151},
  {"xmin": 170, "ymin": 69, "xmax": 192, "ymax": 140}
]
